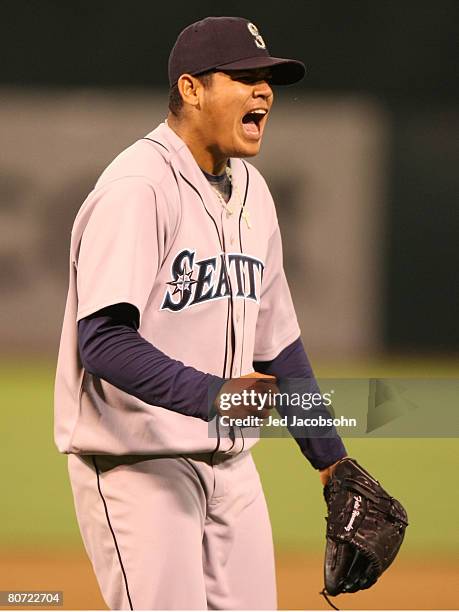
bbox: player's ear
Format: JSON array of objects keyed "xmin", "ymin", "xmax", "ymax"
[{"xmin": 177, "ymin": 74, "xmax": 203, "ymax": 110}]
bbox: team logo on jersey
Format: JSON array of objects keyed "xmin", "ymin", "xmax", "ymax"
[
  {"xmin": 247, "ymin": 22, "xmax": 266, "ymax": 49},
  {"xmin": 161, "ymin": 248, "xmax": 265, "ymax": 312}
]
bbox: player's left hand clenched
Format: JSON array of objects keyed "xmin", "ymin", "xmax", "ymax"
[{"xmin": 214, "ymin": 372, "xmax": 278, "ymax": 419}]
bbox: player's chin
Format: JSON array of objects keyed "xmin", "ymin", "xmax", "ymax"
[
  {"xmin": 238, "ymin": 143, "xmax": 262, "ymax": 158},
  {"xmin": 234, "ymin": 131, "xmax": 264, "ymax": 157}
]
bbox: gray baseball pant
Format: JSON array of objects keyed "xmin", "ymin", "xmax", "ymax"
[{"xmin": 67, "ymin": 450, "xmax": 277, "ymax": 610}]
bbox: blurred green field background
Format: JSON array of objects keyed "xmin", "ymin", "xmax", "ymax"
[{"xmin": 1, "ymin": 359, "xmax": 458, "ymax": 556}]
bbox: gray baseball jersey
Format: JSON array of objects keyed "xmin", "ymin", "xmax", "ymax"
[{"xmin": 54, "ymin": 122, "xmax": 300, "ymax": 457}]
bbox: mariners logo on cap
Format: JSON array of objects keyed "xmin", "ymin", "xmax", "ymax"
[{"xmin": 247, "ymin": 22, "xmax": 266, "ymax": 49}]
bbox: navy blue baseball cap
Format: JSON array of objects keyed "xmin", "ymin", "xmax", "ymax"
[{"xmin": 168, "ymin": 16, "xmax": 306, "ymax": 87}]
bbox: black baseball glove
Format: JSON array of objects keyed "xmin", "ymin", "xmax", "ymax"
[{"xmin": 322, "ymin": 458, "xmax": 408, "ymax": 605}]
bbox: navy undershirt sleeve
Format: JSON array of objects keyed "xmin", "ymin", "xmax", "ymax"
[
  {"xmin": 78, "ymin": 305, "xmax": 346, "ymax": 466},
  {"xmin": 254, "ymin": 336, "xmax": 313, "ymax": 379},
  {"xmin": 78, "ymin": 303, "xmax": 224, "ymax": 421},
  {"xmin": 254, "ymin": 337, "xmax": 347, "ymax": 470}
]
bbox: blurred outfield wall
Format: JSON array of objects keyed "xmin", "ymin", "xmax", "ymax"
[{"xmin": 0, "ymin": 88, "xmax": 387, "ymax": 358}]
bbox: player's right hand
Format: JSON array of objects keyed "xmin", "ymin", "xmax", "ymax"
[{"xmin": 213, "ymin": 372, "xmax": 278, "ymax": 419}]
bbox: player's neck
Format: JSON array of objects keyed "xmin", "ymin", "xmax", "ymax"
[{"xmin": 166, "ymin": 114, "xmax": 228, "ymax": 175}]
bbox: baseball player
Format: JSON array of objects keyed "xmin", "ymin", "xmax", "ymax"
[{"xmin": 54, "ymin": 16, "xmax": 346, "ymax": 610}]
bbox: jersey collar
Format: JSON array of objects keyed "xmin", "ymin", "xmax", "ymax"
[{"xmin": 145, "ymin": 122, "xmax": 248, "ymax": 214}]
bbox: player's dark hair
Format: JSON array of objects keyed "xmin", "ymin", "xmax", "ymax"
[{"xmin": 168, "ymin": 71, "xmax": 214, "ymax": 117}]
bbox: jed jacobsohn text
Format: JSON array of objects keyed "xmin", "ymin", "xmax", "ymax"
[{"xmin": 219, "ymin": 414, "xmax": 358, "ymax": 428}]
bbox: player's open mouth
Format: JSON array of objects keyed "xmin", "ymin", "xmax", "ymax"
[{"xmin": 241, "ymin": 108, "xmax": 268, "ymax": 139}]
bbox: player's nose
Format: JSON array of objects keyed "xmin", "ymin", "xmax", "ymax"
[{"xmin": 253, "ymin": 79, "xmax": 273, "ymax": 100}]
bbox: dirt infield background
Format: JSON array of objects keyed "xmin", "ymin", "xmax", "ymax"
[{"xmin": 1, "ymin": 549, "xmax": 457, "ymax": 610}]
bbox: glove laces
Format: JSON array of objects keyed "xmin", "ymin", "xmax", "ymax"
[{"xmin": 320, "ymin": 588, "xmax": 340, "ymax": 611}]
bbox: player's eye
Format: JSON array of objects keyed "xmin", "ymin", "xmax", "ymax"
[
  {"xmin": 235, "ymin": 74, "xmax": 271, "ymax": 85},
  {"xmin": 229, "ymin": 73, "xmax": 252, "ymax": 83}
]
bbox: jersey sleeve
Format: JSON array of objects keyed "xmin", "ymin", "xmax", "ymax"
[
  {"xmin": 76, "ymin": 177, "xmax": 159, "ymax": 322},
  {"xmin": 253, "ymin": 222, "xmax": 301, "ymax": 361}
]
